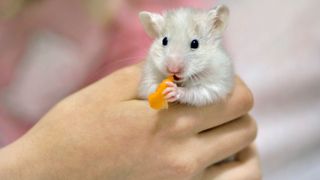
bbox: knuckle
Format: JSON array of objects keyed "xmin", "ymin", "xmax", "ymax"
[
  {"xmin": 238, "ymin": 84, "xmax": 255, "ymax": 113},
  {"xmin": 240, "ymin": 115, "xmax": 258, "ymax": 143},
  {"xmin": 168, "ymin": 155, "xmax": 199, "ymax": 177},
  {"xmin": 168, "ymin": 116, "xmax": 195, "ymax": 136}
]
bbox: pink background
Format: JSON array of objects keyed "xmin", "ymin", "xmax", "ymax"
[{"xmin": 1, "ymin": 0, "xmax": 319, "ymax": 179}]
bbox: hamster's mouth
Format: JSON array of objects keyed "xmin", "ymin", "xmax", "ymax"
[
  {"xmin": 173, "ymin": 74, "xmax": 184, "ymax": 82},
  {"xmin": 173, "ymin": 75, "xmax": 180, "ymax": 81}
]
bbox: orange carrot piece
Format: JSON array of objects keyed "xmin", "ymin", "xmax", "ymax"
[{"xmin": 148, "ymin": 76, "xmax": 174, "ymax": 110}]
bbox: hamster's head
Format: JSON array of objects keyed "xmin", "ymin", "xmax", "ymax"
[{"xmin": 139, "ymin": 5, "xmax": 229, "ymax": 82}]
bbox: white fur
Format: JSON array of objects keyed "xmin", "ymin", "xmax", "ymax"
[{"xmin": 139, "ymin": 5, "xmax": 234, "ymax": 106}]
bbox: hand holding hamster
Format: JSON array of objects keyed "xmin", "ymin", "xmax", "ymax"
[{"xmin": 139, "ymin": 5, "xmax": 234, "ymax": 107}]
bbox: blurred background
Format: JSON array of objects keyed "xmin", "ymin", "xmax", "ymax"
[{"xmin": 0, "ymin": 0, "xmax": 319, "ymax": 179}]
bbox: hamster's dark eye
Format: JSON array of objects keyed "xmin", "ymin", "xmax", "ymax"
[
  {"xmin": 190, "ymin": 39, "xmax": 199, "ymax": 49},
  {"xmin": 162, "ymin": 37, "xmax": 168, "ymax": 46}
]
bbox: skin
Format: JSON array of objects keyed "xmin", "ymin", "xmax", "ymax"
[{"xmin": 0, "ymin": 63, "xmax": 261, "ymax": 180}]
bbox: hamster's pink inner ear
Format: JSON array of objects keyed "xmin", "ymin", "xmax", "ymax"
[
  {"xmin": 208, "ymin": 5, "xmax": 229, "ymax": 36},
  {"xmin": 139, "ymin": 11, "xmax": 164, "ymax": 38}
]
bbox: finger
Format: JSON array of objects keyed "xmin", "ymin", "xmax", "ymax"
[
  {"xmin": 202, "ymin": 144, "xmax": 261, "ymax": 180},
  {"xmin": 154, "ymin": 76, "xmax": 254, "ymax": 135},
  {"xmin": 165, "ymin": 91, "xmax": 177, "ymax": 99},
  {"xmin": 194, "ymin": 77, "xmax": 254, "ymax": 133},
  {"xmin": 167, "ymin": 97, "xmax": 178, "ymax": 103},
  {"xmin": 193, "ymin": 115, "xmax": 257, "ymax": 171},
  {"xmin": 163, "ymin": 87, "xmax": 175, "ymax": 95},
  {"xmin": 165, "ymin": 82, "xmax": 177, "ymax": 87},
  {"xmin": 71, "ymin": 62, "xmax": 143, "ymax": 105}
]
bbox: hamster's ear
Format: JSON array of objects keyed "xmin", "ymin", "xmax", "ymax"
[
  {"xmin": 208, "ymin": 5, "xmax": 229, "ymax": 36},
  {"xmin": 139, "ymin": 11, "xmax": 164, "ymax": 38}
]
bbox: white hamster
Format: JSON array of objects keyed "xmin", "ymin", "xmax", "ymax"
[{"xmin": 138, "ymin": 5, "xmax": 234, "ymax": 106}]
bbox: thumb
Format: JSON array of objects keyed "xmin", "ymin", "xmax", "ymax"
[{"xmin": 70, "ymin": 62, "xmax": 144, "ymax": 105}]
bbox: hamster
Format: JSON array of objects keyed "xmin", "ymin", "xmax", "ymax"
[{"xmin": 138, "ymin": 5, "xmax": 234, "ymax": 107}]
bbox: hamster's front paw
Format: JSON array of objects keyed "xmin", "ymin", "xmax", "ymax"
[{"xmin": 163, "ymin": 82, "xmax": 184, "ymax": 103}]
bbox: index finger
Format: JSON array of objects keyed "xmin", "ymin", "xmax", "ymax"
[{"xmin": 74, "ymin": 62, "xmax": 144, "ymax": 105}]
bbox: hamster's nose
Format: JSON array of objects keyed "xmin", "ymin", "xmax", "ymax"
[
  {"xmin": 166, "ymin": 54, "xmax": 184, "ymax": 74},
  {"xmin": 167, "ymin": 66, "xmax": 182, "ymax": 74}
]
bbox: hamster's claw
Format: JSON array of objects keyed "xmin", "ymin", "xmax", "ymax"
[
  {"xmin": 165, "ymin": 82, "xmax": 176, "ymax": 88},
  {"xmin": 163, "ymin": 86, "xmax": 183, "ymax": 103}
]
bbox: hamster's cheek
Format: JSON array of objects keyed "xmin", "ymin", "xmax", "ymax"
[{"xmin": 154, "ymin": 59, "xmax": 167, "ymax": 74}]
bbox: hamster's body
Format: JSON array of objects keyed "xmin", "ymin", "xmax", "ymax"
[{"xmin": 139, "ymin": 5, "xmax": 234, "ymax": 106}]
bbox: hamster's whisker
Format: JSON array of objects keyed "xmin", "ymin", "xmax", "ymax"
[{"xmin": 189, "ymin": 73, "xmax": 200, "ymax": 83}]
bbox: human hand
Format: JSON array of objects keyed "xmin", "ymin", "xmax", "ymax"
[
  {"xmin": 0, "ymin": 63, "xmax": 259, "ymax": 180},
  {"xmin": 203, "ymin": 144, "xmax": 261, "ymax": 180}
]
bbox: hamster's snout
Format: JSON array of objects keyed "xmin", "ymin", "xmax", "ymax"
[
  {"xmin": 167, "ymin": 66, "xmax": 183, "ymax": 74},
  {"xmin": 166, "ymin": 65, "xmax": 184, "ymax": 82},
  {"xmin": 166, "ymin": 55, "xmax": 185, "ymax": 75}
]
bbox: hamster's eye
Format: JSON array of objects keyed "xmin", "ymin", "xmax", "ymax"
[
  {"xmin": 190, "ymin": 39, "xmax": 199, "ymax": 49},
  {"xmin": 162, "ymin": 37, "xmax": 168, "ymax": 46}
]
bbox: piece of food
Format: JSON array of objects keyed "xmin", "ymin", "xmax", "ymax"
[{"xmin": 148, "ymin": 76, "xmax": 174, "ymax": 110}]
